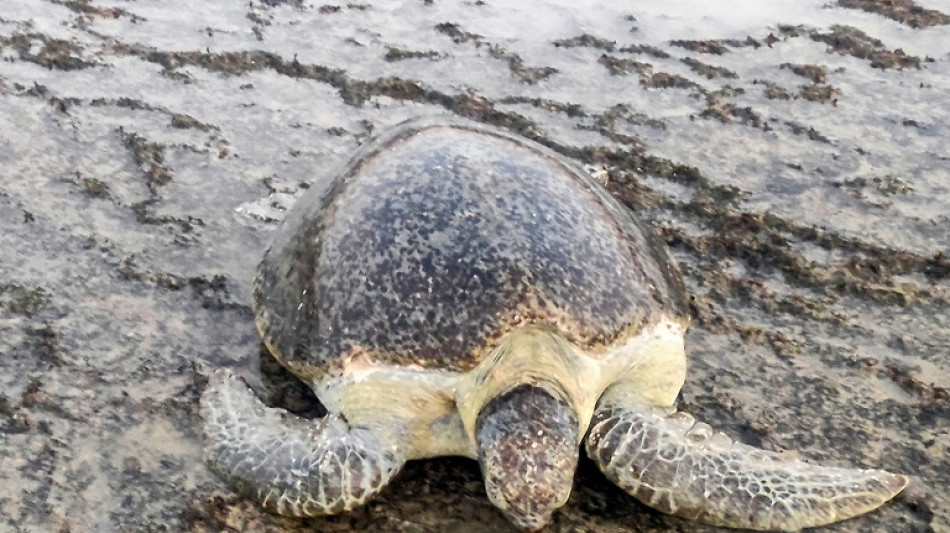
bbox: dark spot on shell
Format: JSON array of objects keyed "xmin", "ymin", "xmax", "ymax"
[{"xmin": 254, "ymin": 118, "xmax": 687, "ymax": 375}]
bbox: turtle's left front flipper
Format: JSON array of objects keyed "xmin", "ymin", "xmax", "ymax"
[
  {"xmin": 585, "ymin": 384, "xmax": 907, "ymax": 532},
  {"xmin": 200, "ymin": 369, "xmax": 407, "ymax": 516}
]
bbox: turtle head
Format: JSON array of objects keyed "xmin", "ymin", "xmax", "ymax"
[{"xmin": 475, "ymin": 383, "xmax": 579, "ymax": 531}]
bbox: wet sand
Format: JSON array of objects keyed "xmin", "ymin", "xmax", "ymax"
[{"xmin": 1, "ymin": 1, "xmax": 948, "ymax": 532}]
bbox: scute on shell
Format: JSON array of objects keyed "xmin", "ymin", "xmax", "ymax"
[{"xmin": 253, "ymin": 117, "xmax": 688, "ymax": 380}]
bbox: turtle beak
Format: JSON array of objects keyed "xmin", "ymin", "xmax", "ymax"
[{"xmin": 475, "ymin": 383, "xmax": 579, "ymax": 531}]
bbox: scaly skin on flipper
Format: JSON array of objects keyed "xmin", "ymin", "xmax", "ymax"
[
  {"xmin": 585, "ymin": 385, "xmax": 908, "ymax": 532},
  {"xmin": 200, "ymin": 370, "xmax": 407, "ymax": 516}
]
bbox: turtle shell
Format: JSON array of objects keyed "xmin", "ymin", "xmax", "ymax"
[{"xmin": 253, "ymin": 117, "xmax": 687, "ymax": 380}]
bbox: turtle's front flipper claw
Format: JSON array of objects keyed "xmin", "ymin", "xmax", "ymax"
[
  {"xmin": 585, "ymin": 388, "xmax": 907, "ymax": 532},
  {"xmin": 200, "ymin": 369, "xmax": 406, "ymax": 516}
]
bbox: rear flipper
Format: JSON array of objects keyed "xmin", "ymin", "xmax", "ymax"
[
  {"xmin": 200, "ymin": 369, "xmax": 406, "ymax": 516},
  {"xmin": 585, "ymin": 386, "xmax": 908, "ymax": 531}
]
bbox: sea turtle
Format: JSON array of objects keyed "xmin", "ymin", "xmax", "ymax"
[{"xmin": 200, "ymin": 116, "xmax": 907, "ymax": 531}]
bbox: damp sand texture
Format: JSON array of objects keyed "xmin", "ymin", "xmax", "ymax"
[{"xmin": 0, "ymin": 1, "xmax": 948, "ymax": 532}]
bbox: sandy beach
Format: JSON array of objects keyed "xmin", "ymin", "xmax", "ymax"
[{"xmin": 1, "ymin": 1, "xmax": 948, "ymax": 531}]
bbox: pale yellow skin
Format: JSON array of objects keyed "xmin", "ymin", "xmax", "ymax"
[{"xmin": 317, "ymin": 316, "xmax": 687, "ymax": 461}]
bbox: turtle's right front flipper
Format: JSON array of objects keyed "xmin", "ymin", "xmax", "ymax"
[
  {"xmin": 200, "ymin": 369, "xmax": 406, "ymax": 516},
  {"xmin": 585, "ymin": 385, "xmax": 908, "ymax": 532}
]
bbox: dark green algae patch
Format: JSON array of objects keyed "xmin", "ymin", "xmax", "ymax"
[
  {"xmin": 0, "ymin": 284, "xmax": 50, "ymax": 317},
  {"xmin": 837, "ymin": 0, "xmax": 950, "ymax": 28}
]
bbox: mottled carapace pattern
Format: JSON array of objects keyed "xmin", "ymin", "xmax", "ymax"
[{"xmin": 254, "ymin": 118, "xmax": 687, "ymax": 376}]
